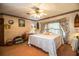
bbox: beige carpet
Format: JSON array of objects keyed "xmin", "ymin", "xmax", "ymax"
[{"xmin": 0, "ymin": 43, "xmax": 76, "ymax": 56}]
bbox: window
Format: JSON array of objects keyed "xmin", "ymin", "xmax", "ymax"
[{"xmin": 44, "ymin": 22, "xmax": 65, "ymax": 36}]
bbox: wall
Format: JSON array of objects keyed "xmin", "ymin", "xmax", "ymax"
[
  {"xmin": 39, "ymin": 11, "xmax": 79, "ymax": 34},
  {"xmin": 2, "ymin": 11, "xmax": 79, "ymax": 44},
  {"xmin": 3, "ymin": 15, "xmax": 33, "ymax": 44}
]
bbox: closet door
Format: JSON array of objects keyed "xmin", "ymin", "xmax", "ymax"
[{"xmin": 0, "ymin": 18, "xmax": 4, "ymax": 45}]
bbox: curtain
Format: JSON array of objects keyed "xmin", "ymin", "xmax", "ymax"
[
  {"xmin": 40, "ymin": 23, "xmax": 46, "ymax": 33},
  {"xmin": 59, "ymin": 18, "xmax": 70, "ymax": 43}
]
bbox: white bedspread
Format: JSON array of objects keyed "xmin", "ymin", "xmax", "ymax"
[{"xmin": 28, "ymin": 34, "xmax": 64, "ymax": 56}]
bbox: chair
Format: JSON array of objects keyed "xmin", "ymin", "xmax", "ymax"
[{"xmin": 13, "ymin": 36, "xmax": 24, "ymax": 44}]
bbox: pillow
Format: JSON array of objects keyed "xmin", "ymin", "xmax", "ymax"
[
  {"xmin": 43, "ymin": 32, "xmax": 53, "ymax": 35},
  {"xmin": 42, "ymin": 32, "xmax": 48, "ymax": 35},
  {"xmin": 48, "ymin": 32, "xmax": 53, "ymax": 35}
]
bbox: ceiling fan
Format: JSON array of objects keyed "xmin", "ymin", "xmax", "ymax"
[
  {"xmin": 26, "ymin": 6, "xmax": 43, "ymax": 15},
  {"xmin": 26, "ymin": 6, "xmax": 47, "ymax": 20}
]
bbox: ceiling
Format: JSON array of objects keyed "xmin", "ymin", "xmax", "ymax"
[{"xmin": 0, "ymin": 3, "xmax": 79, "ymax": 20}]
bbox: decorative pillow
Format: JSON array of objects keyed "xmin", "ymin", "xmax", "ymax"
[
  {"xmin": 42, "ymin": 32, "xmax": 48, "ymax": 35},
  {"xmin": 43, "ymin": 32, "xmax": 53, "ymax": 35},
  {"xmin": 48, "ymin": 32, "xmax": 53, "ymax": 35}
]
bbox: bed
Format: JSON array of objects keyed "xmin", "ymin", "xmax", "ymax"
[{"xmin": 28, "ymin": 34, "xmax": 64, "ymax": 56}]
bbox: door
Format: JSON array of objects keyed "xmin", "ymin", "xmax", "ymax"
[{"xmin": 0, "ymin": 18, "xmax": 4, "ymax": 45}]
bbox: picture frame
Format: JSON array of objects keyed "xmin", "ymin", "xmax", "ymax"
[
  {"xmin": 36, "ymin": 22, "xmax": 39, "ymax": 29},
  {"xmin": 8, "ymin": 20, "xmax": 14, "ymax": 24},
  {"xmin": 18, "ymin": 19, "xmax": 25, "ymax": 27},
  {"xmin": 4, "ymin": 24, "xmax": 11, "ymax": 29},
  {"xmin": 74, "ymin": 14, "xmax": 79, "ymax": 27}
]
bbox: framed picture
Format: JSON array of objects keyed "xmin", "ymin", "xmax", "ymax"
[
  {"xmin": 36, "ymin": 22, "xmax": 39, "ymax": 29},
  {"xmin": 74, "ymin": 14, "xmax": 79, "ymax": 27},
  {"xmin": 18, "ymin": 19, "xmax": 25, "ymax": 27},
  {"xmin": 8, "ymin": 20, "xmax": 14, "ymax": 25},
  {"xmin": 4, "ymin": 24, "xmax": 11, "ymax": 29}
]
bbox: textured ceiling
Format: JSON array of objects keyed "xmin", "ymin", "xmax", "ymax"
[{"xmin": 0, "ymin": 3, "xmax": 79, "ymax": 20}]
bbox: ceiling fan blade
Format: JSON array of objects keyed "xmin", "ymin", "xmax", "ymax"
[
  {"xmin": 26, "ymin": 13, "xmax": 30, "ymax": 15},
  {"xmin": 32, "ymin": 6, "xmax": 39, "ymax": 9}
]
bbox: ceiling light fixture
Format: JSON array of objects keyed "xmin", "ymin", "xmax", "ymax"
[{"xmin": 26, "ymin": 4, "xmax": 47, "ymax": 20}]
